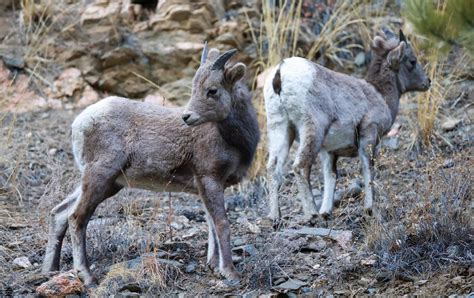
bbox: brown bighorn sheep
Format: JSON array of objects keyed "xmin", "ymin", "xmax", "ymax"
[
  {"xmin": 264, "ymin": 29, "xmax": 430, "ymax": 220},
  {"xmin": 42, "ymin": 45, "xmax": 260, "ymax": 286}
]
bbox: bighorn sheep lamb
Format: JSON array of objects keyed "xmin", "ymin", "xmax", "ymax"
[
  {"xmin": 42, "ymin": 45, "xmax": 260, "ymax": 285},
  {"xmin": 264, "ymin": 29, "xmax": 430, "ymax": 220}
]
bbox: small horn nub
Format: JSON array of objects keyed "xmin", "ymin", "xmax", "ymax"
[
  {"xmin": 201, "ymin": 41, "xmax": 209, "ymax": 65},
  {"xmin": 211, "ymin": 49, "xmax": 237, "ymax": 70},
  {"xmin": 399, "ymin": 29, "xmax": 406, "ymax": 42}
]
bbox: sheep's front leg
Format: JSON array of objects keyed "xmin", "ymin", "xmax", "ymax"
[
  {"xmin": 358, "ymin": 124, "xmax": 378, "ymax": 214},
  {"xmin": 198, "ymin": 176, "xmax": 239, "ymax": 282},
  {"xmin": 319, "ymin": 150, "xmax": 337, "ymax": 218},
  {"xmin": 206, "ymin": 214, "xmax": 219, "ymax": 270}
]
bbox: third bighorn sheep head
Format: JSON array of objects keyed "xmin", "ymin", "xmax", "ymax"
[{"xmin": 372, "ymin": 29, "xmax": 431, "ymax": 92}]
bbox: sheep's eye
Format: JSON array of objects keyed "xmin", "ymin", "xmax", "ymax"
[{"xmin": 207, "ymin": 88, "xmax": 218, "ymax": 97}]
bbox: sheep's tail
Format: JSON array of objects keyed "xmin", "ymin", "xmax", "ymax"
[{"xmin": 272, "ymin": 63, "xmax": 282, "ymax": 95}]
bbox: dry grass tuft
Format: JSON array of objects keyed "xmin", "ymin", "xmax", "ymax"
[
  {"xmin": 245, "ymin": 0, "xmax": 303, "ymax": 178},
  {"xmin": 238, "ymin": 233, "xmax": 303, "ymax": 290},
  {"xmin": 95, "ymin": 253, "xmax": 181, "ymax": 296},
  {"xmin": 306, "ymin": 0, "xmax": 367, "ymax": 68},
  {"xmin": 413, "ymin": 47, "xmax": 469, "ymax": 148},
  {"xmin": 365, "ymin": 167, "xmax": 472, "ymax": 280}
]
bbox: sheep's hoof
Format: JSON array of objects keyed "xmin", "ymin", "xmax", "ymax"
[
  {"xmin": 206, "ymin": 256, "xmax": 219, "ymax": 273},
  {"xmin": 77, "ymin": 270, "xmax": 97, "ymax": 288},
  {"xmin": 271, "ymin": 217, "xmax": 284, "ymax": 230},
  {"xmin": 319, "ymin": 212, "xmax": 332, "ymax": 221},
  {"xmin": 85, "ymin": 282, "xmax": 98, "ymax": 291},
  {"xmin": 364, "ymin": 207, "xmax": 373, "ymax": 216},
  {"xmin": 301, "ymin": 213, "xmax": 319, "ymax": 226},
  {"xmin": 221, "ymin": 267, "xmax": 240, "ymax": 285},
  {"xmin": 267, "ymin": 210, "xmax": 281, "ymax": 222}
]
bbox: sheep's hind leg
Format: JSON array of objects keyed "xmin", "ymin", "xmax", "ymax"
[
  {"xmin": 292, "ymin": 122, "xmax": 320, "ymax": 222},
  {"xmin": 358, "ymin": 124, "xmax": 378, "ymax": 215},
  {"xmin": 318, "ymin": 150, "xmax": 337, "ymax": 219},
  {"xmin": 42, "ymin": 186, "xmax": 81, "ymax": 273},
  {"xmin": 68, "ymin": 161, "xmax": 123, "ymax": 286},
  {"xmin": 266, "ymin": 119, "xmax": 293, "ymax": 221}
]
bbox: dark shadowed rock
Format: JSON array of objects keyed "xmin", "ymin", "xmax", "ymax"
[
  {"xmin": 232, "ymin": 244, "xmax": 256, "ymax": 256},
  {"xmin": 185, "ymin": 261, "xmax": 198, "ymax": 273}
]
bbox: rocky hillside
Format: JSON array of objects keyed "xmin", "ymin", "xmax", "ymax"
[
  {"xmin": 0, "ymin": 0, "xmax": 472, "ymax": 296},
  {"xmin": 1, "ymin": 0, "xmax": 260, "ymax": 110},
  {"xmin": 1, "ymin": 0, "xmax": 407, "ymax": 111}
]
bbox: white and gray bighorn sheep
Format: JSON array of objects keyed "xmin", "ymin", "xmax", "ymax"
[
  {"xmin": 42, "ymin": 44, "xmax": 260, "ymax": 285},
  {"xmin": 264, "ymin": 29, "xmax": 430, "ymax": 220}
]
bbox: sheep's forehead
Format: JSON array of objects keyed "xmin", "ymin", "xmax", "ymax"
[
  {"xmin": 404, "ymin": 43, "xmax": 416, "ymax": 59},
  {"xmin": 193, "ymin": 66, "xmax": 222, "ymax": 88}
]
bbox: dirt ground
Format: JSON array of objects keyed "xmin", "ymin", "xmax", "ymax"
[{"xmin": 0, "ymin": 83, "xmax": 472, "ymax": 296}]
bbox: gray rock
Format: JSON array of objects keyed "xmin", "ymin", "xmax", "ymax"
[
  {"xmin": 232, "ymin": 244, "xmax": 256, "ymax": 256},
  {"xmin": 233, "ymin": 238, "xmax": 246, "ymax": 247},
  {"xmin": 275, "ymin": 278, "xmax": 307, "ymax": 291},
  {"xmin": 441, "ymin": 118, "xmax": 461, "ymax": 131},
  {"xmin": 1, "ymin": 56, "xmax": 25, "ymax": 69},
  {"xmin": 443, "ymin": 159, "xmax": 455, "ymax": 168},
  {"xmin": 13, "ymin": 256, "xmax": 32, "ymax": 269},
  {"xmin": 273, "ymin": 278, "xmax": 286, "ymax": 286},
  {"xmin": 354, "ymin": 52, "xmax": 366, "ymax": 67},
  {"xmin": 184, "ymin": 261, "xmax": 197, "ymax": 273},
  {"xmin": 382, "ymin": 136, "xmax": 399, "ymax": 150}
]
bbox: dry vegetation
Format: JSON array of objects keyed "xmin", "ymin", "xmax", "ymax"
[{"xmin": 0, "ymin": 0, "xmax": 472, "ymax": 296}]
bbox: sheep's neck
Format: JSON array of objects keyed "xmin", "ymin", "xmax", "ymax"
[
  {"xmin": 217, "ymin": 98, "xmax": 259, "ymax": 167},
  {"xmin": 366, "ymin": 56, "xmax": 401, "ymax": 124}
]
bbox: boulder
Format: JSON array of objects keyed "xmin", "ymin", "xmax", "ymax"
[
  {"xmin": 0, "ymin": 61, "xmax": 52, "ymax": 113},
  {"xmin": 159, "ymin": 77, "xmax": 193, "ymax": 105},
  {"xmin": 52, "ymin": 68, "xmax": 83, "ymax": 98},
  {"xmin": 80, "ymin": 1, "xmax": 122, "ymax": 25},
  {"xmin": 100, "ymin": 46, "xmax": 140, "ymax": 69},
  {"xmin": 143, "ymin": 90, "xmax": 177, "ymax": 107},
  {"xmin": 97, "ymin": 64, "xmax": 151, "ymax": 98},
  {"xmin": 144, "ymin": 2, "xmax": 217, "ymax": 33},
  {"xmin": 214, "ymin": 21, "xmax": 245, "ymax": 47},
  {"xmin": 77, "ymin": 85, "xmax": 100, "ymax": 108},
  {"xmin": 36, "ymin": 271, "xmax": 84, "ymax": 296}
]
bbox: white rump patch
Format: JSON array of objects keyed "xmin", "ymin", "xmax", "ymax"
[{"xmin": 71, "ymin": 97, "xmax": 117, "ymax": 172}]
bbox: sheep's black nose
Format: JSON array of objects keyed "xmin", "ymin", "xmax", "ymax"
[
  {"xmin": 182, "ymin": 113, "xmax": 191, "ymax": 122},
  {"xmin": 428, "ymin": 78, "xmax": 431, "ymax": 85}
]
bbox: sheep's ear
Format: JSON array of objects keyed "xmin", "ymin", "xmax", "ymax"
[
  {"xmin": 207, "ymin": 48, "xmax": 220, "ymax": 62},
  {"xmin": 387, "ymin": 41, "xmax": 406, "ymax": 70},
  {"xmin": 372, "ymin": 36, "xmax": 386, "ymax": 54},
  {"xmin": 225, "ymin": 63, "xmax": 246, "ymax": 84}
]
